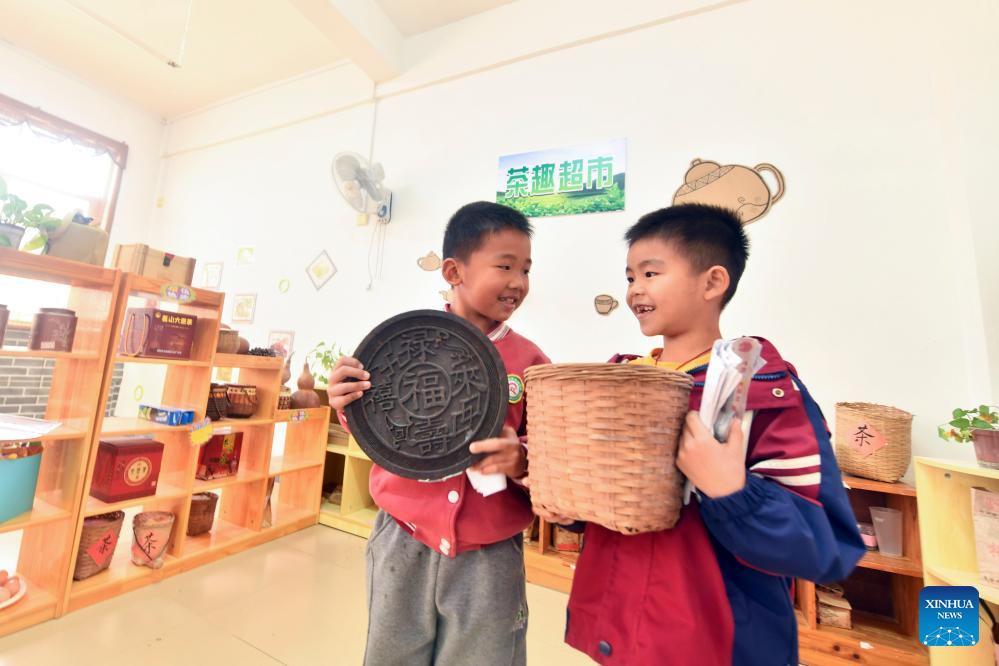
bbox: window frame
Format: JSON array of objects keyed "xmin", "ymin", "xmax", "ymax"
[{"xmin": 0, "ymin": 92, "xmax": 128, "ymax": 237}]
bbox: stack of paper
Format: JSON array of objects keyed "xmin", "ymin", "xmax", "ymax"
[
  {"xmin": 0, "ymin": 414, "xmax": 63, "ymax": 442},
  {"xmin": 683, "ymin": 337, "xmax": 764, "ymax": 504},
  {"xmin": 699, "ymin": 337, "xmax": 765, "ymax": 442}
]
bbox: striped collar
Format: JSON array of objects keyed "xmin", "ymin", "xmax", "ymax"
[{"xmin": 444, "ymin": 304, "xmax": 510, "ymax": 342}]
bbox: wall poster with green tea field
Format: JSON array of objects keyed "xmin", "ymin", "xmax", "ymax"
[{"xmin": 496, "ymin": 139, "xmax": 626, "ymax": 217}]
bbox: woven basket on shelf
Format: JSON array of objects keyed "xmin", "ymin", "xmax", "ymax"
[
  {"xmin": 226, "ymin": 384, "xmax": 257, "ymax": 418},
  {"xmin": 835, "ymin": 402, "xmax": 913, "ymax": 482},
  {"xmin": 216, "ymin": 329, "xmax": 240, "ymax": 354},
  {"xmin": 524, "ymin": 363, "xmax": 693, "ymax": 534},
  {"xmin": 206, "ymin": 383, "xmax": 229, "ymax": 421},
  {"xmin": 278, "ymin": 386, "xmax": 292, "ymax": 411},
  {"xmin": 131, "ymin": 511, "xmax": 175, "ymax": 569},
  {"xmin": 187, "ymin": 491, "xmax": 219, "ymax": 536},
  {"xmin": 73, "ymin": 511, "xmax": 125, "ymax": 580}
]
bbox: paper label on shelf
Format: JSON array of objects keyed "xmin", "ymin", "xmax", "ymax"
[
  {"xmin": 847, "ymin": 421, "xmax": 886, "ymax": 457},
  {"xmin": 160, "ymin": 284, "xmax": 195, "ymax": 304},
  {"xmin": 190, "ymin": 419, "xmax": 214, "ymax": 446},
  {"xmin": 0, "ymin": 415, "xmax": 63, "ymax": 442},
  {"xmin": 289, "ymin": 410, "xmax": 308, "ymax": 422},
  {"xmin": 85, "ymin": 528, "xmax": 119, "ymax": 568}
]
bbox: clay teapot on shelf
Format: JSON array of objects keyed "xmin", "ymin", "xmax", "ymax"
[{"xmin": 672, "ymin": 159, "xmax": 785, "ymax": 225}]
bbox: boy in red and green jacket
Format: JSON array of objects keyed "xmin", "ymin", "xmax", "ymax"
[
  {"xmin": 563, "ymin": 204, "xmax": 864, "ymax": 665},
  {"xmin": 329, "ymin": 202, "xmax": 549, "ymax": 666}
]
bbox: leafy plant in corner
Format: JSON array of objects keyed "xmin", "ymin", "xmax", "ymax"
[
  {"xmin": 938, "ymin": 405, "xmax": 999, "ymax": 443},
  {"xmin": 307, "ymin": 341, "xmax": 347, "ymax": 387},
  {"xmin": 0, "ymin": 175, "xmax": 63, "ymax": 251}
]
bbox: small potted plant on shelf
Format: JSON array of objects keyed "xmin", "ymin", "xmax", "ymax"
[
  {"xmin": 307, "ymin": 341, "xmax": 346, "ymax": 405},
  {"xmin": 939, "ymin": 404, "xmax": 999, "ymax": 469},
  {"xmin": 0, "ymin": 176, "xmax": 62, "ymax": 251}
]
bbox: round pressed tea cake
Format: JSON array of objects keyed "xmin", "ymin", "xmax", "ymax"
[{"xmin": 345, "ymin": 310, "xmax": 507, "ymax": 481}]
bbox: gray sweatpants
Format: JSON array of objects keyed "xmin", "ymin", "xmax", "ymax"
[{"xmin": 363, "ymin": 510, "xmax": 529, "ymax": 666}]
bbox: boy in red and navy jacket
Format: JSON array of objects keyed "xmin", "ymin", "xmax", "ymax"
[
  {"xmin": 328, "ymin": 202, "xmax": 549, "ymax": 666},
  {"xmin": 563, "ymin": 204, "xmax": 864, "ymax": 665}
]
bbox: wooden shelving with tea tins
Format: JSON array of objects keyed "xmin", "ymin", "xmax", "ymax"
[
  {"xmin": 0, "ymin": 249, "xmax": 121, "ymax": 638},
  {"xmin": 64, "ymin": 274, "xmax": 225, "ymax": 612},
  {"xmin": 60, "ymin": 272, "xmax": 329, "ymax": 615},
  {"xmin": 914, "ymin": 457, "xmax": 999, "ymax": 666},
  {"xmin": 796, "ymin": 475, "xmax": 928, "ymax": 665}
]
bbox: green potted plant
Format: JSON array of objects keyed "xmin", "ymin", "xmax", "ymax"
[
  {"xmin": 307, "ymin": 341, "xmax": 347, "ymax": 405},
  {"xmin": 939, "ymin": 405, "xmax": 999, "ymax": 469},
  {"xmin": 0, "ymin": 176, "xmax": 62, "ymax": 251}
]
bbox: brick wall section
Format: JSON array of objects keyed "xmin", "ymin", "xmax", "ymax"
[
  {"xmin": 106, "ymin": 364, "xmax": 123, "ymax": 416},
  {"xmin": 0, "ymin": 322, "xmax": 124, "ymax": 418}
]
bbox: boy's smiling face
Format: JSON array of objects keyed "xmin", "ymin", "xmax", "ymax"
[
  {"xmin": 626, "ymin": 237, "xmax": 716, "ymax": 338},
  {"xmin": 444, "ymin": 227, "xmax": 531, "ymax": 333}
]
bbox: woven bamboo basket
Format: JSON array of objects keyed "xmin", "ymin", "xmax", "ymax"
[
  {"xmin": 187, "ymin": 491, "xmax": 219, "ymax": 536},
  {"xmin": 73, "ymin": 511, "xmax": 124, "ymax": 580},
  {"xmin": 226, "ymin": 384, "xmax": 257, "ymax": 418},
  {"xmin": 835, "ymin": 402, "xmax": 913, "ymax": 482},
  {"xmin": 206, "ymin": 383, "xmax": 228, "ymax": 421},
  {"xmin": 131, "ymin": 511, "xmax": 175, "ymax": 569},
  {"xmin": 525, "ymin": 363, "xmax": 693, "ymax": 534},
  {"xmin": 278, "ymin": 386, "xmax": 292, "ymax": 410},
  {"xmin": 216, "ymin": 329, "xmax": 240, "ymax": 354}
]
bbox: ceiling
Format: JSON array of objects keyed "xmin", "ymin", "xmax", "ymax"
[
  {"xmin": 0, "ymin": 0, "xmax": 514, "ymax": 118},
  {"xmin": 376, "ymin": 0, "xmax": 514, "ymax": 36}
]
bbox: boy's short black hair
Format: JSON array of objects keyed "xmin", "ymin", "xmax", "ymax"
[
  {"xmin": 625, "ymin": 204, "xmax": 750, "ymax": 306},
  {"xmin": 443, "ymin": 202, "xmax": 533, "ymax": 261}
]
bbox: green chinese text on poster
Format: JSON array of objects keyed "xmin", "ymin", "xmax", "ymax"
[{"xmin": 496, "ymin": 140, "xmax": 626, "ymax": 217}]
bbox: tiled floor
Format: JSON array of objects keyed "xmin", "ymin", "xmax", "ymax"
[{"xmin": 0, "ymin": 526, "xmax": 595, "ymax": 665}]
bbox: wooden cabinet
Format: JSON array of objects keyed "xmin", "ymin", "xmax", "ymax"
[
  {"xmin": 797, "ymin": 475, "xmax": 928, "ymax": 665},
  {"xmin": 915, "ymin": 457, "xmax": 999, "ymax": 666}
]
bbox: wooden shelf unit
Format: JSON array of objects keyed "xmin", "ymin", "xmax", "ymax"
[
  {"xmin": 796, "ymin": 475, "xmax": 927, "ymax": 665},
  {"xmin": 319, "ymin": 425, "xmax": 378, "ymax": 538},
  {"xmin": 525, "ymin": 517, "xmax": 578, "ymax": 594},
  {"xmin": 57, "ymin": 272, "xmax": 330, "ymax": 616},
  {"xmin": 915, "ymin": 457, "xmax": 999, "ymax": 666},
  {"xmin": 0, "ymin": 249, "xmax": 120, "ymax": 638}
]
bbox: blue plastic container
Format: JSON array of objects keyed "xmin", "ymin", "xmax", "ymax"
[{"xmin": 0, "ymin": 452, "xmax": 42, "ymax": 523}]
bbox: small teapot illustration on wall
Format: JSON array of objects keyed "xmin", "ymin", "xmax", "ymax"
[{"xmin": 672, "ymin": 159, "xmax": 785, "ymax": 225}]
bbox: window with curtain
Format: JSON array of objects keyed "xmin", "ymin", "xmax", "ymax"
[
  {"xmin": 0, "ymin": 92, "xmax": 128, "ymax": 242},
  {"xmin": 0, "ymin": 93, "xmax": 129, "ymax": 323}
]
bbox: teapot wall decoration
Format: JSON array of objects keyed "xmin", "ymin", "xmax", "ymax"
[{"xmin": 672, "ymin": 159, "xmax": 785, "ymax": 225}]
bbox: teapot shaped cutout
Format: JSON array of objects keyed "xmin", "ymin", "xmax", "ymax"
[
  {"xmin": 417, "ymin": 251, "xmax": 442, "ymax": 272},
  {"xmin": 672, "ymin": 159, "xmax": 785, "ymax": 225}
]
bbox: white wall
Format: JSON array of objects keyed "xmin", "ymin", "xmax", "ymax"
[
  {"xmin": 939, "ymin": 0, "xmax": 999, "ymax": 402},
  {"xmin": 150, "ymin": 0, "xmax": 998, "ymax": 471}
]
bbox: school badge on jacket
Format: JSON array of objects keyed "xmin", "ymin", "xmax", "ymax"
[{"xmin": 508, "ymin": 374, "xmax": 525, "ymax": 404}]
